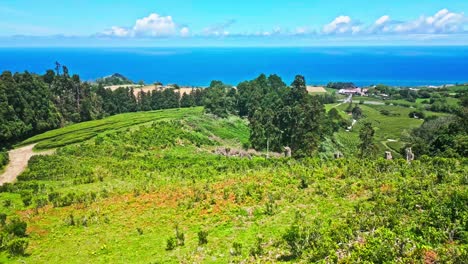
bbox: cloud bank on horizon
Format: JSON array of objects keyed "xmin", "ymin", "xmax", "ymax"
[
  {"xmin": 1, "ymin": 4, "xmax": 467, "ymax": 46},
  {"xmin": 98, "ymin": 8, "xmax": 467, "ymax": 38}
]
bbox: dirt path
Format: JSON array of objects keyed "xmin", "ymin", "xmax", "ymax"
[
  {"xmin": 0, "ymin": 144, "xmax": 54, "ymax": 186},
  {"xmin": 334, "ymin": 94, "xmax": 353, "ymax": 107}
]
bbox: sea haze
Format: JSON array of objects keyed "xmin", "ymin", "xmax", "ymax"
[{"xmin": 0, "ymin": 46, "xmax": 467, "ymax": 87}]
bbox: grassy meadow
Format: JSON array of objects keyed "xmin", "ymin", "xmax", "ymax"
[{"xmin": 0, "ymin": 106, "xmax": 467, "ymax": 263}]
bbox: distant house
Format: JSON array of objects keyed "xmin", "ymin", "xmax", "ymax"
[{"xmin": 338, "ymin": 88, "xmax": 368, "ymax": 96}]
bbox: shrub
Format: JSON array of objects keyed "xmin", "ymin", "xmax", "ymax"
[
  {"xmin": 299, "ymin": 177, "xmax": 309, "ymax": 189},
  {"xmin": 264, "ymin": 194, "xmax": 277, "ymax": 215},
  {"xmin": 380, "ymin": 110, "xmax": 391, "ymax": 116},
  {"xmin": 175, "ymin": 225, "xmax": 185, "ymax": 246},
  {"xmin": 5, "ymin": 218, "xmax": 27, "ymax": 237},
  {"xmin": 0, "ymin": 213, "xmax": 6, "ymax": 226},
  {"xmin": 249, "ymin": 236, "xmax": 264, "ymax": 258},
  {"xmin": 166, "ymin": 237, "xmax": 177, "ymax": 251},
  {"xmin": 0, "ymin": 150, "xmax": 8, "ymax": 168},
  {"xmin": 198, "ymin": 230, "xmax": 208, "ymax": 245},
  {"xmin": 21, "ymin": 192, "xmax": 32, "ymax": 207},
  {"xmin": 136, "ymin": 227, "xmax": 143, "ymax": 235},
  {"xmin": 409, "ymin": 110, "xmax": 425, "ymax": 119},
  {"xmin": 6, "ymin": 238, "xmax": 29, "ymax": 256},
  {"xmin": 231, "ymin": 242, "xmax": 243, "ymax": 256}
]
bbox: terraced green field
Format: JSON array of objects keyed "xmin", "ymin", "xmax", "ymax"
[{"xmin": 20, "ymin": 108, "xmax": 206, "ymax": 150}]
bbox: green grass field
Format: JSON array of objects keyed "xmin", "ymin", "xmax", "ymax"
[{"xmin": 1, "ymin": 107, "xmax": 467, "ymax": 263}]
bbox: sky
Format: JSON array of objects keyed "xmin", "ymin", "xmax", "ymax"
[{"xmin": 0, "ymin": 0, "xmax": 467, "ymax": 46}]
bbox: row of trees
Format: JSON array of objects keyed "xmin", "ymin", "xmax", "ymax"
[
  {"xmin": 0, "ymin": 66, "xmax": 207, "ymax": 149},
  {"xmin": 204, "ymin": 74, "xmax": 346, "ymax": 157}
]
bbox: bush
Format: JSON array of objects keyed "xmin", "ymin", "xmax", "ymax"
[
  {"xmin": 175, "ymin": 226, "xmax": 185, "ymax": 246},
  {"xmin": 0, "ymin": 150, "xmax": 8, "ymax": 168},
  {"xmin": 136, "ymin": 227, "xmax": 143, "ymax": 235},
  {"xmin": 380, "ymin": 110, "xmax": 391, "ymax": 116},
  {"xmin": 409, "ymin": 110, "xmax": 425, "ymax": 119},
  {"xmin": 4, "ymin": 218, "xmax": 27, "ymax": 237},
  {"xmin": 198, "ymin": 230, "xmax": 208, "ymax": 245},
  {"xmin": 166, "ymin": 237, "xmax": 177, "ymax": 251},
  {"xmin": 231, "ymin": 242, "xmax": 243, "ymax": 256},
  {"xmin": 249, "ymin": 236, "xmax": 264, "ymax": 258},
  {"xmin": 6, "ymin": 238, "xmax": 29, "ymax": 256},
  {"xmin": 0, "ymin": 213, "xmax": 6, "ymax": 226}
]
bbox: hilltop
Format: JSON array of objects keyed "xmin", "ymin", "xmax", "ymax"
[{"xmin": 96, "ymin": 73, "xmax": 134, "ymax": 86}]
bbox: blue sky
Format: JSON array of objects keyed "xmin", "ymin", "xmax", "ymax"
[{"xmin": 1, "ymin": 0, "xmax": 467, "ymax": 46}]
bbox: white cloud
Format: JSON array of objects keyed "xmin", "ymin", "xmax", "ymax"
[
  {"xmin": 376, "ymin": 15, "xmax": 390, "ymax": 26},
  {"xmin": 98, "ymin": 8, "xmax": 467, "ymax": 39},
  {"xmin": 102, "ymin": 13, "xmax": 187, "ymax": 38},
  {"xmin": 394, "ymin": 9, "xmax": 465, "ymax": 34},
  {"xmin": 180, "ymin": 27, "xmax": 190, "ymax": 37},
  {"xmin": 368, "ymin": 9, "xmax": 467, "ymax": 35},
  {"xmin": 202, "ymin": 19, "xmax": 235, "ymax": 36},
  {"xmin": 323, "ymin": 16, "xmax": 361, "ymax": 34},
  {"xmin": 102, "ymin": 26, "xmax": 131, "ymax": 37},
  {"xmin": 132, "ymin": 13, "xmax": 176, "ymax": 36}
]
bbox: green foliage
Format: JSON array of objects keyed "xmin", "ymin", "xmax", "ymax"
[
  {"xmin": 22, "ymin": 107, "xmax": 204, "ymax": 149},
  {"xmin": 197, "ymin": 230, "xmax": 208, "ymax": 245},
  {"xmin": 0, "ymin": 150, "xmax": 8, "ymax": 171},
  {"xmin": 5, "ymin": 238, "xmax": 28, "ymax": 256},
  {"xmin": 249, "ymin": 236, "xmax": 264, "ymax": 258},
  {"xmin": 95, "ymin": 73, "xmax": 134, "ymax": 86},
  {"xmin": 359, "ymin": 122, "xmax": 376, "ymax": 158},
  {"xmin": 406, "ymin": 102, "xmax": 467, "ymax": 158},
  {"xmin": 165, "ymin": 237, "xmax": 177, "ymax": 251},
  {"xmin": 2, "ymin": 115, "xmax": 467, "ymax": 262},
  {"xmin": 231, "ymin": 242, "xmax": 243, "ymax": 256},
  {"xmin": 203, "ymin": 81, "xmax": 236, "ymax": 118},
  {"xmin": 234, "ymin": 74, "xmax": 329, "ymax": 157},
  {"xmin": 327, "ymin": 82, "xmax": 356, "ymax": 89},
  {"xmin": 1, "ymin": 67, "xmax": 208, "ymax": 152},
  {"xmin": 4, "ymin": 218, "xmax": 27, "ymax": 237}
]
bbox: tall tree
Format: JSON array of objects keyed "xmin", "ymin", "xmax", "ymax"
[{"xmin": 359, "ymin": 122, "xmax": 376, "ymax": 158}]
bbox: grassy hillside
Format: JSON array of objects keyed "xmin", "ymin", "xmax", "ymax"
[
  {"xmin": 20, "ymin": 107, "xmax": 206, "ymax": 150},
  {"xmin": 1, "ymin": 108, "xmax": 467, "ymax": 263},
  {"xmin": 326, "ymin": 102, "xmax": 447, "ymax": 157}
]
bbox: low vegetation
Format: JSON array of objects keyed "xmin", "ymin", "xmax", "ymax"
[
  {"xmin": 0, "ymin": 106, "xmax": 467, "ymax": 263},
  {"xmin": 1, "ymin": 70, "xmax": 467, "ymax": 262}
]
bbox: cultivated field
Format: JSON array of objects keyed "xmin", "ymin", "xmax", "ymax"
[
  {"xmin": 306, "ymin": 86, "xmax": 327, "ymax": 93},
  {"xmin": 106, "ymin": 84, "xmax": 201, "ymax": 97}
]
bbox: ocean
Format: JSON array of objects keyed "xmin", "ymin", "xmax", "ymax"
[{"xmin": 0, "ymin": 46, "xmax": 467, "ymax": 87}]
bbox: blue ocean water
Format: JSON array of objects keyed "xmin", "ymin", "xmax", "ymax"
[{"xmin": 0, "ymin": 46, "xmax": 467, "ymax": 87}]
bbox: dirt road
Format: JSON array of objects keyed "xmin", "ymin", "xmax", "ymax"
[{"xmin": 0, "ymin": 144, "xmax": 54, "ymax": 185}]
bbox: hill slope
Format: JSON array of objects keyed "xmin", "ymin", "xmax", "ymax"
[{"xmin": 0, "ymin": 108, "xmax": 467, "ymax": 263}]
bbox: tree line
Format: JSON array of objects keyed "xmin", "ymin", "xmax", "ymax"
[
  {"xmin": 203, "ymin": 74, "xmax": 346, "ymax": 157},
  {"xmin": 0, "ymin": 66, "xmax": 206, "ymax": 150}
]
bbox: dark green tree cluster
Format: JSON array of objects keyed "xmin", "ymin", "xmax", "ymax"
[
  {"xmin": 406, "ymin": 96, "xmax": 467, "ymax": 158},
  {"xmin": 203, "ymin": 81, "xmax": 237, "ymax": 118},
  {"xmin": 0, "ymin": 71, "xmax": 61, "ymax": 147},
  {"xmin": 205, "ymin": 74, "xmax": 331, "ymax": 157},
  {"xmin": 326, "ymin": 82, "xmax": 356, "ymax": 89},
  {"xmin": 95, "ymin": 73, "xmax": 133, "ymax": 86}
]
